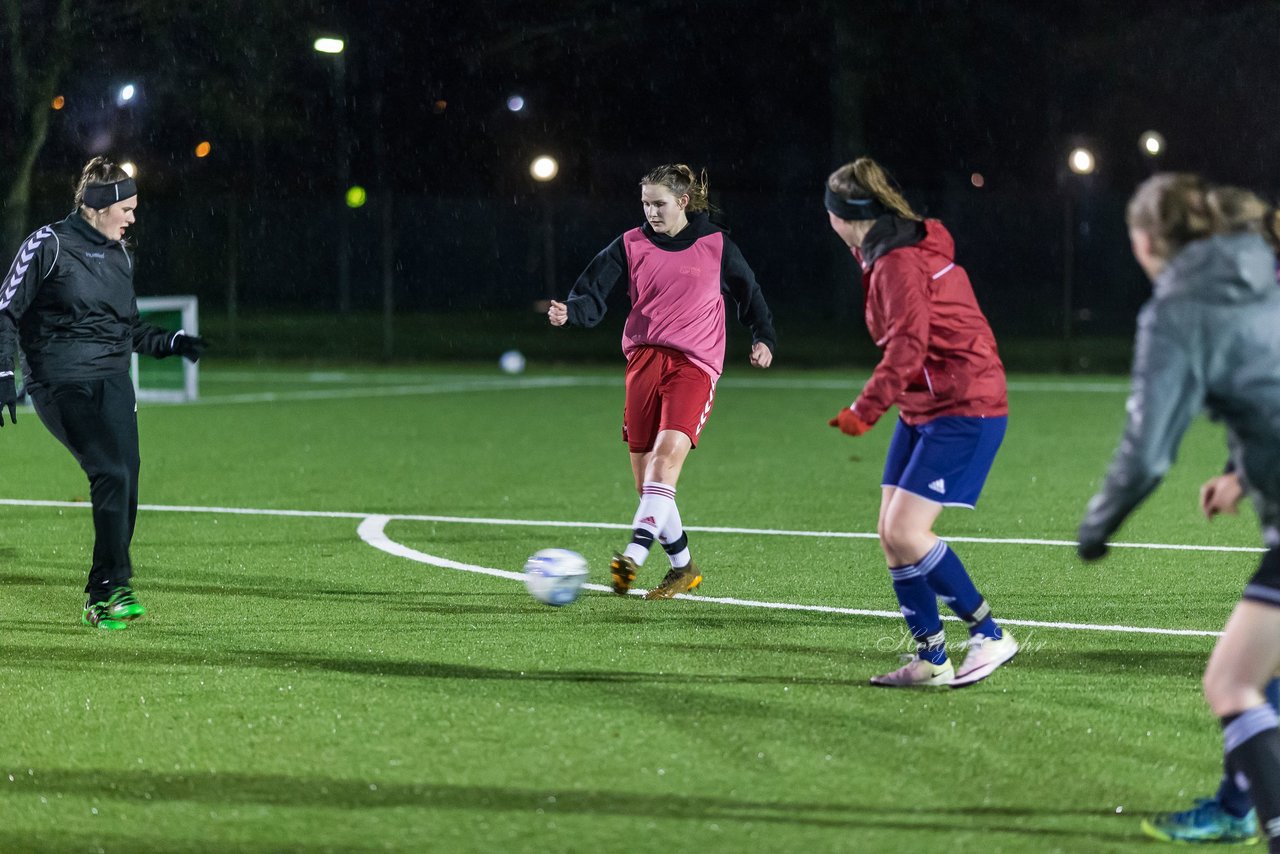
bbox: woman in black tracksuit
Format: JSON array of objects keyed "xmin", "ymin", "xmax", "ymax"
[{"xmin": 0, "ymin": 157, "xmax": 205, "ymax": 630}]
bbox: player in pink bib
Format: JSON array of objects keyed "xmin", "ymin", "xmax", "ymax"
[{"xmin": 549, "ymin": 164, "xmax": 775, "ymax": 599}]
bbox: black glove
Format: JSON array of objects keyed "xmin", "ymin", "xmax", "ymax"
[
  {"xmin": 172, "ymin": 334, "xmax": 207, "ymax": 363},
  {"xmin": 1077, "ymin": 539, "xmax": 1109, "ymax": 562},
  {"xmin": 0, "ymin": 371, "xmax": 16, "ymax": 427}
]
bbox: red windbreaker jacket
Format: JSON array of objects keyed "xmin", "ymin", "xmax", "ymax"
[{"xmin": 850, "ymin": 219, "xmax": 1007, "ymax": 426}]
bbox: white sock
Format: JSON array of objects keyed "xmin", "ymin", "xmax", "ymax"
[
  {"xmin": 623, "ymin": 481, "xmax": 676, "ymax": 565},
  {"xmin": 659, "ymin": 501, "xmax": 691, "ymax": 568}
]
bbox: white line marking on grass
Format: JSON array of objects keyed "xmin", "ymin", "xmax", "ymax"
[
  {"xmin": 203, "ymin": 371, "xmax": 616, "ymax": 387},
  {"xmin": 0, "ymin": 499, "xmax": 1264, "ymax": 555},
  {"xmin": 0, "ymin": 498, "xmax": 1240, "ymax": 636},
  {"xmin": 0, "ymin": 498, "xmax": 371, "ymax": 520},
  {"xmin": 715, "ymin": 377, "xmax": 1130, "ymax": 394},
  {"xmin": 193, "ymin": 371, "xmax": 1128, "ymax": 399},
  {"xmin": 355, "ymin": 515, "xmax": 618, "ymax": 596},
  {"xmin": 182, "ymin": 377, "xmax": 613, "ymax": 407},
  {"xmin": 356, "ymin": 516, "xmax": 1222, "ymax": 637},
  {"xmin": 124, "ymin": 372, "xmax": 1131, "ymax": 409},
  {"xmin": 1005, "ymin": 380, "xmax": 1128, "ymax": 393}
]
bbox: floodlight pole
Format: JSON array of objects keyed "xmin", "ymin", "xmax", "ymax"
[
  {"xmin": 1061, "ymin": 145, "xmax": 1095, "ymax": 373},
  {"xmin": 316, "ymin": 37, "xmax": 353, "ymax": 314},
  {"xmin": 374, "ymin": 90, "xmax": 395, "ymax": 361},
  {"xmin": 335, "ymin": 50, "xmax": 352, "ymax": 314},
  {"xmin": 1061, "ymin": 190, "xmax": 1075, "ymax": 372},
  {"xmin": 530, "ymin": 156, "xmax": 559, "ymax": 301},
  {"xmin": 227, "ymin": 195, "xmax": 239, "ymax": 348},
  {"xmin": 382, "ymin": 194, "xmax": 395, "ymax": 359},
  {"xmin": 541, "ymin": 194, "xmax": 557, "ymax": 301}
]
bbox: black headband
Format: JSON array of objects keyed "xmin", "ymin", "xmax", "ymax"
[
  {"xmin": 82, "ymin": 178, "xmax": 137, "ymax": 210},
  {"xmin": 824, "ymin": 186, "xmax": 888, "ymax": 221}
]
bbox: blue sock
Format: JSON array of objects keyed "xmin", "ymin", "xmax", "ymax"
[
  {"xmin": 889, "ymin": 564, "xmax": 947, "ymax": 665},
  {"xmin": 918, "ymin": 540, "xmax": 1001, "ymax": 639},
  {"xmin": 1216, "ymin": 678, "xmax": 1280, "ymax": 817}
]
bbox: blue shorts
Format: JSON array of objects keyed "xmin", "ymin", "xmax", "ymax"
[{"xmin": 881, "ymin": 416, "xmax": 1007, "ymax": 508}]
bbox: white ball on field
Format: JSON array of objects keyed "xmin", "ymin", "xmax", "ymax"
[
  {"xmin": 500, "ymin": 349, "xmax": 526, "ymax": 374},
  {"xmin": 523, "ymin": 548, "xmax": 588, "ymax": 606}
]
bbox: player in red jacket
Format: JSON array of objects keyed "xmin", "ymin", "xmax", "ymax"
[{"xmin": 825, "ymin": 157, "xmax": 1016, "ymax": 688}]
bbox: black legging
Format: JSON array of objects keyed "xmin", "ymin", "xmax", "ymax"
[{"xmin": 28, "ymin": 373, "xmax": 140, "ymax": 600}]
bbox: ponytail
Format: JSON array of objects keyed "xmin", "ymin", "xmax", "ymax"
[
  {"xmin": 1266, "ymin": 208, "xmax": 1280, "ymax": 253},
  {"xmin": 826, "ymin": 157, "xmax": 921, "ymax": 221},
  {"xmin": 74, "ymin": 156, "xmax": 130, "ymax": 209},
  {"xmin": 1127, "ymin": 174, "xmax": 1214, "ymax": 258},
  {"xmin": 1207, "ymin": 186, "xmax": 1280, "ymax": 253},
  {"xmin": 1130, "ymin": 174, "xmax": 1280, "ymax": 257}
]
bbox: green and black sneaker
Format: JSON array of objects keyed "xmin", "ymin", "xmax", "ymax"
[
  {"xmin": 106, "ymin": 586, "xmax": 146, "ymax": 622},
  {"xmin": 82, "ymin": 601, "xmax": 129, "ymax": 631}
]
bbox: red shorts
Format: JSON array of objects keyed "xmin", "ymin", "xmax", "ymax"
[{"xmin": 623, "ymin": 346, "xmax": 716, "ymax": 453}]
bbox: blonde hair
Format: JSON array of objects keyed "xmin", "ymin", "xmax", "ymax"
[
  {"xmin": 1127, "ymin": 173, "xmax": 1280, "ymax": 257},
  {"xmin": 74, "ymin": 156, "xmax": 130, "ymax": 209},
  {"xmin": 826, "ymin": 157, "xmax": 921, "ymax": 221},
  {"xmin": 640, "ymin": 164, "xmax": 711, "ymax": 212},
  {"xmin": 1209, "ymin": 185, "xmax": 1280, "ymax": 252}
]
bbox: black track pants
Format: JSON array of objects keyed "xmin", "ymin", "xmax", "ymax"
[{"xmin": 29, "ymin": 373, "xmax": 140, "ymax": 599}]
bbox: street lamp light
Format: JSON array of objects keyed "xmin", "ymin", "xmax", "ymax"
[
  {"xmin": 1062, "ymin": 145, "xmax": 1096, "ymax": 370},
  {"xmin": 530, "ymin": 156, "xmax": 560, "ymax": 299},
  {"xmin": 1139, "ymin": 130, "xmax": 1165, "ymax": 158},
  {"xmin": 530, "ymin": 155, "xmax": 558, "ymax": 182},
  {"xmin": 1068, "ymin": 147, "xmax": 1096, "ymax": 176},
  {"xmin": 314, "ymin": 35, "xmax": 351, "ymax": 312},
  {"xmin": 113, "ymin": 84, "xmax": 140, "ymax": 149}
]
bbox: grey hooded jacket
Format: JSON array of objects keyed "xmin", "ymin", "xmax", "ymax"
[{"xmin": 1078, "ymin": 231, "xmax": 1280, "ymax": 553}]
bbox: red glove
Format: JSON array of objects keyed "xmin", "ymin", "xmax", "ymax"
[{"xmin": 828, "ymin": 407, "xmax": 872, "ymax": 436}]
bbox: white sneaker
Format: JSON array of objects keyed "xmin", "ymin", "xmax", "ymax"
[
  {"xmin": 951, "ymin": 631, "xmax": 1018, "ymax": 688},
  {"xmin": 869, "ymin": 655, "xmax": 955, "ymax": 688}
]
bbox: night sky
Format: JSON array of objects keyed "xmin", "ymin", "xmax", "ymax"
[
  {"xmin": 7, "ymin": 0, "xmax": 1277, "ymax": 336},
  {"xmin": 27, "ymin": 0, "xmax": 1280, "ymax": 200}
]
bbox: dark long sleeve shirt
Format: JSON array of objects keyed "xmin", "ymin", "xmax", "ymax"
[{"xmin": 0, "ymin": 212, "xmax": 176, "ymax": 385}]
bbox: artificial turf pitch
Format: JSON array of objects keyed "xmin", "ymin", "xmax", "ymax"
[{"xmin": 0, "ymin": 362, "xmax": 1262, "ymax": 852}]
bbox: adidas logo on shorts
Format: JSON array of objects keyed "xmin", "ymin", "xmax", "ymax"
[{"xmin": 928, "ymin": 478, "xmax": 946, "ymax": 494}]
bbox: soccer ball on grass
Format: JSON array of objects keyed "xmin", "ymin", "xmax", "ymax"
[
  {"xmin": 523, "ymin": 549, "xmax": 588, "ymax": 606},
  {"xmin": 500, "ymin": 349, "xmax": 526, "ymax": 375}
]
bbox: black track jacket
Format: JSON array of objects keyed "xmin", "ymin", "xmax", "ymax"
[{"xmin": 0, "ymin": 212, "xmax": 177, "ymax": 385}]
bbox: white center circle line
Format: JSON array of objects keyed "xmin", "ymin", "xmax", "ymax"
[{"xmin": 357, "ymin": 515, "xmax": 1224, "ymax": 638}]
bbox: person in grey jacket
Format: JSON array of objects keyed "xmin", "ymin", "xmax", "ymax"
[
  {"xmin": 1078, "ymin": 173, "xmax": 1280, "ymax": 849},
  {"xmin": 0, "ymin": 157, "xmax": 205, "ymax": 630}
]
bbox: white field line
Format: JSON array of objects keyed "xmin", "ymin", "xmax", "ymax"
[
  {"xmin": 0, "ymin": 372, "xmax": 1125, "ymax": 411},
  {"xmin": 186, "ymin": 376, "xmax": 605, "ymax": 406},
  {"xmin": 7, "ymin": 379, "xmax": 594, "ymax": 410},
  {"xmin": 199, "ymin": 371, "xmax": 1130, "ymax": 395},
  {"xmin": 356, "ymin": 515, "xmax": 1221, "ymax": 638},
  {"xmin": 0, "ymin": 498, "xmax": 1261, "ymax": 555},
  {"xmin": 1, "ymin": 498, "xmax": 1241, "ymax": 638}
]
